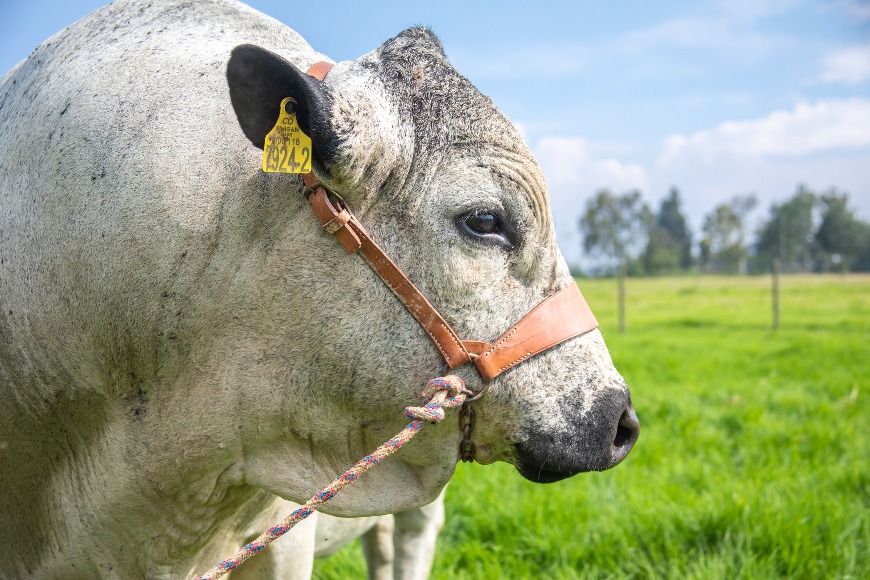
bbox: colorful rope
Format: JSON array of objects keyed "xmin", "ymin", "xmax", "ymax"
[{"xmin": 197, "ymin": 375, "xmax": 468, "ymax": 580}]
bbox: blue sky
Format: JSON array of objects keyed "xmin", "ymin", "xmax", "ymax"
[{"xmin": 2, "ymin": 0, "xmax": 869, "ymax": 264}]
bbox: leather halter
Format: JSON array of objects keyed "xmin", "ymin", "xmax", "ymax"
[{"xmin": 303, "ymin": 62, "xmax": 599, "ymax": 384}]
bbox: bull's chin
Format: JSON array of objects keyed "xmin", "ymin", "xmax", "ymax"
[
  {"xmin": 513, "ymin": 446, "xmax": 616, "ymax": 483},
  {"xmin": 515, "ymin": 462, "xmax": 580, "ymax": 484}
]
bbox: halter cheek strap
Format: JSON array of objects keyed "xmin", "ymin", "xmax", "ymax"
[{"xmin": 303, "ymin": 62, "xmax": 599, "ymax": 382}]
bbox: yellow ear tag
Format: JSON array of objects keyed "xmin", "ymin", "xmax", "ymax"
[{"xmin": 262, "ymin": 97, "xmax": 312, "ymax": 173}]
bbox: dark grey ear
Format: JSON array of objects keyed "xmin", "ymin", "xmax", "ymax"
[{"xmin": 226, "ymin": 44, "xmax": 341, "ymax": 170}]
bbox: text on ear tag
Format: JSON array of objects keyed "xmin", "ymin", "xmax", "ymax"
[{"xmin": 262, "ymin": 97, "xmax": 312, "ymax": 174}]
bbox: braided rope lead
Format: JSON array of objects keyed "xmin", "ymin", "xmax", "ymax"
[{"xmin": 197, "ymin": 375, "xmax": 468, "ymax": 580}]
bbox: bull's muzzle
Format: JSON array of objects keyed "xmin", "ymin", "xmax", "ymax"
[{"xmin": 515, "ymin": 392, "xmax": 640, "ymax": 483}]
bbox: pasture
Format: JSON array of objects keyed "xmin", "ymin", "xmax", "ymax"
[{"xmin": 314, "ymin": 274, "xmax": 869, "ymax": 579}]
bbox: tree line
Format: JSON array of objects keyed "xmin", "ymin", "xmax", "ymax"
[{"xmin": 578, "ymin": 185, "xmax": 870, "ymax": 276}]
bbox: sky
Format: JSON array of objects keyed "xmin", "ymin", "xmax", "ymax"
[{"xmin": 2, "ymin": 0, "xmax": 869, "ymax": 265}]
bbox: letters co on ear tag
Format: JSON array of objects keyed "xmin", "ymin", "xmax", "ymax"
[{"xmin": 262, "ymin": 97, "xmax": 312, "ymax": 174}]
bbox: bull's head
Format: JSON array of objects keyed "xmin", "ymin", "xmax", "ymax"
[{"xmin": 226, "ymin": 28, "xmax": 638, "ymax": 514}]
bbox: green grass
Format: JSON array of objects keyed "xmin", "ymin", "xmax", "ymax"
[{"xmin": 314, "ymin": 274, "xmax": 869, "ymax": 579}]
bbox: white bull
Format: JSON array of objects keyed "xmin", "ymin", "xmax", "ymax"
[{"xmin": 0, "ymin": 0, "xmax": 639, "ymax": 578}]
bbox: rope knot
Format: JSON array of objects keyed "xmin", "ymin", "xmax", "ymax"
[
  {"xmin": 423, "ymin": 375, "xmax": 466, "ymax": 399},
  {"xmin": 403, "ymin": 375, "xmax": 467, "ymax": 423}
]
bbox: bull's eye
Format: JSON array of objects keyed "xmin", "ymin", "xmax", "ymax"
[
  {"xmin": 466, "ymin": 212, "xmax": 499, "ymax": 235},
  {"xmin": 457, "ymin": 209, "xmax": 517, "ymax": 249}
]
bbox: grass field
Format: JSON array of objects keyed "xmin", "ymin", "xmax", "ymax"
[{"xmin": 313, "ymin": 274, "xmax": 869, "ymax": 579}]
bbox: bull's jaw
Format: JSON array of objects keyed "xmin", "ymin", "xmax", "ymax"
[{"xmin": 240, "ymin": 413, "xmax": 460, "ymax": 518}]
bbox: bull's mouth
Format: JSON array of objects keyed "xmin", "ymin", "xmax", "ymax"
[{"xmin": 515, "ymin": 461, "xmax": 581, "ymax": 484}]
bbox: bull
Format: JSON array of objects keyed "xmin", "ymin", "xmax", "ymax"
[{"xmin": 0, "ymin": 0, "xmax": 638, "ymax": 577}]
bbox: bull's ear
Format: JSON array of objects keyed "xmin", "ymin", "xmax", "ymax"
[{"xmin": 226, "ymin": 44, "xmax": 341, "ymax": 170}]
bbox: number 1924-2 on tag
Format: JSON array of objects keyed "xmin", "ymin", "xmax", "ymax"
[{"xmin": 262, "ymin": 97, "xmax": 312, "ymax": 174}]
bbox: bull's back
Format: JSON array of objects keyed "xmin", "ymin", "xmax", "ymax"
[{"xmin": 0, "ymin": 0, "xmax": 315, "ymax": 400}]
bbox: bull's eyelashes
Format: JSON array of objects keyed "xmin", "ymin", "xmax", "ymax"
[{"xmin": 456, "ymin": 209, "xmax": 518, "ymax": 250}]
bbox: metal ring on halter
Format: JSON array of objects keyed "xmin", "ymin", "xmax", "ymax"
[
  {"xmin": 463, "ymin": 381, "xmax": 490, "ymax": 403},
  {"xmin": 302, "ymin": 180, "xmax": 340, "ymax": 199}
]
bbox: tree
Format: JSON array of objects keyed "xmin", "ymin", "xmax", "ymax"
[
  {"xmin": 701, "ymin": 205, "xmax": 742, "ymax": 273},
  {"xmin": 579, "ymin": 189, "xmax": 653, "ymax": 274},
  {"xmin": 754, "ymin": 185, "xmax": 817, "ymax": 273},
  {"xmin": 699, "ymin": 194, "xmax": 757, "ymax": 274},
  {"xmin": 815, "ymin": 191, "xmax": 870, "ymax": 272},
  {"xmin": 579, "ymin": 189, "xmax": 652, "ymax": 334},
  {"xmin": 642, "ymin": 187, "xmax": 693, "ymax": 274},
  {"xmin": 851, "ymin": 240, "xmax": 870, "ymax": 272}
]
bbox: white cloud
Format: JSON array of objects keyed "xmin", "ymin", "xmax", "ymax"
[
  {"xmin": 714, "ymin": 0, "xmax": 802, "ymax": 21},
  {"xmin": 820, "ymin": 43, "xmax": 870, "ymax": 85},
  {"xmin": 535, "ymin": 136, "xmax": 648, "ymax": 195},
  {"xmin": 619, "ymin": 18, "xmax": 733, "ymax": 51},
  {"xmin": 530, "ymin": 101, "xmax": 870, "ymax": 266},
  {"xmin": 531, "ymin": 137, "xmax": 649, "ymax": 264},
  {"xmin": 448, "ymin": 45, "xmax": 587, "ymax": 80},
  {"xmin": 616, "ymin": 15, "xmax": 782, "ymax": 58},
  {"xmin": 652, "ymin": 100, "xmax": 870, "ymax": 236},
  {"xmin": 837, "ymin": 0, "xmax": 870, "ymax": 21},
  {"xmin": 648, "ymin": 150, "xmax": 870, "ymax": 239},
  {"xmin": 660, "ymin": 98, "xmax": 870, "ymax": 163}
]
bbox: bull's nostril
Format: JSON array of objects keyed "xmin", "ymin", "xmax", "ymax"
[
  {"xmin": 610, "ymin": 406, "xmax": 640, "ymax": 466},
  {"xmin": 614, "ymin": 421, "xmax": 633, "ymax": 448}
]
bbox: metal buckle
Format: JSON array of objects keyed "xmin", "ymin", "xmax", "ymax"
[{"xmin": 322, "ymin": 209, "xmax": 352, "ymax": 234}]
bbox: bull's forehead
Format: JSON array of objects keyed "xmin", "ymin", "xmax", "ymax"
[
  {"xmin": 469, "ymin": 141, "xmax": 552, "ymax": 240},
  {"xmin": 344, "ymin": 28, "xmax": 553, "ymax": 237},
  {"xmin": 366, "ymin": 29, "xmax": 535, "ymax": 165}
]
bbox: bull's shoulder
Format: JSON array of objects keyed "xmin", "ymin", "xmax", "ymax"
[{"xmin": 0, "ymin": 0, "xmax": 324, "ymax": 134}]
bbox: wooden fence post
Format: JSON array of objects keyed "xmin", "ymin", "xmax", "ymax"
[
  {"xmin": 618, "ymin": 263, "xmax": 626, "ymax": 334},
  {"xmin": 772, "ymin": 258, "xmax": 780, "ymax": 330}
]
